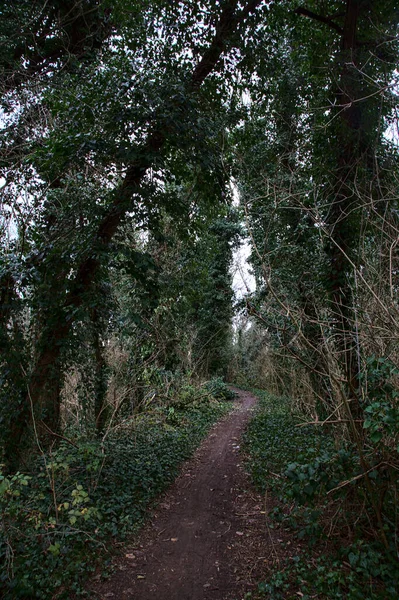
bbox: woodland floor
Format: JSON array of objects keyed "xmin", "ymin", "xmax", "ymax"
[{"xmin": 89, "ymin": 389, "xmax": 297, "ymax": 600}]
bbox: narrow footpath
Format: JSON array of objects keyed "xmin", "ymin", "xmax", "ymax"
[{"xmin": 91, "ymin": 389, "xmax": 281, "ymax": 600}]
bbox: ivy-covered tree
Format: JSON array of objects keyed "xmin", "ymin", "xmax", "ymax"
[
  {"xmin": 235, "ymin": 0, "xmax": 399, "ymax": 405},
  {"xmin": 232, "ymin": 0, "xmax": 399, "ymax": 550},
  {"xmin": 0, "ymin": 0, "xmax": 267, "ymax": 467}
]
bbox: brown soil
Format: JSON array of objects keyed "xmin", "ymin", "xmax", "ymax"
[{"xmin": 90, "ymin": 388, "xmax": 290, "ymax": 600}]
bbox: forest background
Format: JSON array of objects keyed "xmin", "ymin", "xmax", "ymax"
[{"xmin": 1, "ymin": 1, "xmax": 399, "ymax": 598}]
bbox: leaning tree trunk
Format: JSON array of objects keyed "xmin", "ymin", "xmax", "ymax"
[{"xmin": 3, "ymin": 0, "xmax": 263, "ymax": 468}]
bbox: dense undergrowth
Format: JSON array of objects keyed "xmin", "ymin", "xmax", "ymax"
[
  {"xmin": 243, "ymin": 390, "xmax": 399, "ymax": 600},
  {"xmin": 0, "ymin": 379, "xmax": 234, "ymax": 599}
]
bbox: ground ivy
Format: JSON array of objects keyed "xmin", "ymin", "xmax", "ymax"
[
  {"xmin": 0, "ymin": 388, "xmax": 231, "ymax": 599},
  {"xmin": 243, "ymin": 390, "xmax": 399, "ymax": 600}
]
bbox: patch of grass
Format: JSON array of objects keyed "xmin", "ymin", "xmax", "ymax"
[
  {"xmin": 243, "ymin": 390, "xmax": 399, "ymax": 600},
  {"xmin": 0, "ymin": 390, "xmax": 231, "ymax": 599}
]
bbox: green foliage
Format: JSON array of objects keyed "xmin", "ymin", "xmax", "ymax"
[
  {"xmin": 0, "ymin": 387, "xmax": 231, "ymax": 599},
  {"xmin": 258, "ymin": 544, "xmax": 399, "ymax": 600},
  {"xmin": 0, "ymin": 0, "xmax": 249, "ymax": 464},
  {"xmin": 243, "ymin": 390, "xmax": 399, "ymax": 599},
  {"xmin": 202, "ymin": 377, "xmax": 237, "ymax": 402},
  {"xmin": 243, "ymin": 392, "xmax": 330, "ymax": 499},
  {"xmin": 362, "ymin": 356, "xmax": 399, "ymax": 446}
]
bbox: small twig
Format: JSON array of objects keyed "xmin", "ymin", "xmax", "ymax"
[
  {"xmin": 327, "ymin": 462, "xmax": 384, "ymax": 495},
  {"xmin": 39, "ymin": 421, "xmax": 78, "ymax": 448},
  {"xmin": 296, "ymin": 419, "xmax": 363, "ymax": 427},
  {"xmin": 222, "ymin": 522, "xmax": 232, "ymax": 535}
]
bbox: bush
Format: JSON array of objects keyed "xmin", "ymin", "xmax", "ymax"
[
  {"xmin": 0, "ymin": 386, "xmax": 231, "ymax": 599},
  {"xmin": 202, "ymin": 377, "xmax": 237, "ymax": 401},
  {"xmin": 243, "ymin": 390, "xmax": 399, "ymax": 600}
]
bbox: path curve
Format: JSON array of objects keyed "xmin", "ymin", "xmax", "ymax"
[{"xmin": 92, "ymin": 389, "xmax": 260, "ymax": 600}]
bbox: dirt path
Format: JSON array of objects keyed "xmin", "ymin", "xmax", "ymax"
[{"xmin": 91, "ymin": 389, "xmax": 279, "ymax": 600}]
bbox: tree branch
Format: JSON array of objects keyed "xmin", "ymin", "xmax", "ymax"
[
  {"xmin": 191, "ymin": 0, "xmax": 264, "ymax": 87},
  {"xmin": 295, "ymin": 6, "xmax": 343, "ymax": 35}
]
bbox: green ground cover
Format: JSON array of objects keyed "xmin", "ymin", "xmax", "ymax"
[
  {"xmin": 243, "ymin": 390, "xmax": 399, "ymax": 600},
  {"xmin": 0, "ymin": 383, "xmax": 233, "ymax": 599}
]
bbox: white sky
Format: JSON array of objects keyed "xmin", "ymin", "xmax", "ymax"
[{"xmin": 232, "ymin": 238, "xmax": 255, "ymax": 299}]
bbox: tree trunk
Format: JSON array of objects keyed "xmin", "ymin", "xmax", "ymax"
[
  {"xmin": 325, "ymin": 0, "xmax": 367, "ymax": 412},
  {"xmin": 90, "ymin": 304, "xmax": 109, "ymax": 435}
]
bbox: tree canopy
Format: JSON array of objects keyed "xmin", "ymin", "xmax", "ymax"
[{"xmin": 1, "ymin": 0, "xmax": 399, "ymax": 593}]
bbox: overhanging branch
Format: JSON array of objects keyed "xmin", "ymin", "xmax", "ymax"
[{"xmin": 295, "ymin": 6, "xmax": 343, "ymax": 35}]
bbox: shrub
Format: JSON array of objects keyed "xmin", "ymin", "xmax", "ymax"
[
  {"xmin": 0, "ymin": 385, "xmax": 231, "ymax": 598},
  {"xmin": 202, "ymin": 377, "xmax": 237, "ymax": 401},
  {"xmin": 243, "ymin": 390, "xmax": 399, "ymax": 599}
]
